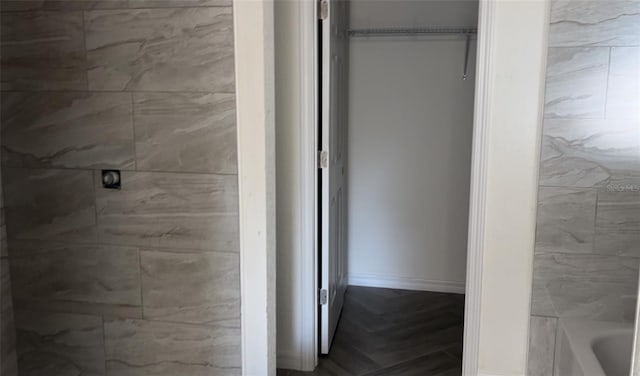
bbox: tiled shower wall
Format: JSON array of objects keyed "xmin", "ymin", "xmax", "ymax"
[
  {"xmin": 0, "ymin": 1, "xmax": 240, "ymax": 375},
  {"xmin": 527, "ymin": 1, "xmax": 640, "ymax": 375}
]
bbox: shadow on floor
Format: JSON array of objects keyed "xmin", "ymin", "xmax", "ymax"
[{"xmin": 277, "ymin": 286, "xmax": 465, "ymax": 376}]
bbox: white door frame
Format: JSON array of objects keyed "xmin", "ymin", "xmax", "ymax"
[
  {"xmin": 239, "ymin": 0, "xmax": 547, "ymax": 374},
  {"xmin": 461, "ymin": 0, "xmax": 495, "ymax": 374},
  {"xmin": 294, "ymin": 0, "xmax": 497, "ymax": 373},
  {"xmin": 234, "ymin": 0, "xmax": 277, "ymax": 375}
]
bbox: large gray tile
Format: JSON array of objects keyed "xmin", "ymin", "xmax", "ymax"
[
  {"xmin": 553, "ymin": 321, "xmax": 582, "ymax": 376},
  {"xmin": 1, "ymin": 260, "xmax": 18, "ymax": 376},
  {"xmin": 85, "ymin": 7, "xmax": 234, "ymax": 92},
  {"xmin": 527, "ymin": 316, "xmax": 557, "ymax": 376},
  {"xmin": 0, "ymin": 11, "xmax": 87, "ymax": 91},
  {"xmin": 96, "ymin": 171, "xmax": 238, "ymax": 252},
  {"xmin": 134, "ymin": 92, "xmax": 237, "ymax": 174},
  {"xmin": 104, "ymin": 319, "xmax": 240, "ymax": 376},
  {"xmin": 530, "ymin": 282, "xmax": 558, "ymax": 319},
  {"xmin": 539, "ymin": 118, "xmax": 640, "ymax": 188},
  {"xmin": 9, "ymin": 241, "xmax": 141, "ymax": 318},
  {"xmin": 2, "ymin": 92, "xmax": 134, "ymax": 169},
  {"xmin": 3, "ymin": 168, "xmax": 97, "ymax": 243},
  {"xmin": 595, "ymin": 190, "xmax": 640, "ymax": 257},
  {"xmin": 0, "ymin": 0, "xmax": 127, "ymax": 11},
  {"xmin": 549, "ymin": 0, "xmax": 640, "ymax": 47},
  {"xmin": 531, "ymin": 253, "xmax": 639, "ymax": 322},
  {"xmin": 535, "ymin": 187, "xmax": 596, "ymax": 254},
  {"xmin": 141, "ymin": 250, "xmax": 239, "ymax": 325},
  {"xmin": 128, "ymin": 0, "xmax": 230, "ymax": 7},
  {"xmin": 607, "ymin": 47, "xmax": 640, "ymax": 120},
  {"xmin": 15, "ymin": 310, "xmax": 105, "ymax": 376},
  {"xmin": 543, "ymin": 47, "xmax": 609, "ymax": 119}
]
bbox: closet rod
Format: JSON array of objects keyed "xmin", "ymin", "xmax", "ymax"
[{"xmin": 347, "ymin": 27, "xmax": 477, "ymax": 37}]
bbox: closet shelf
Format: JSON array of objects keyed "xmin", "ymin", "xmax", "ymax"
[
  {"xmin": 347, "ymin": 27, "xmax": 477, "ymax": 37},
  {"xmin": 347, "ymin": 26, "xmax": 477, "ymax": 80}
]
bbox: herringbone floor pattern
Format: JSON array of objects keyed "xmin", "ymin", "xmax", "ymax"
[{"xmin": 278, "ymin": 286, "xmax": 464, "ymax": 376}]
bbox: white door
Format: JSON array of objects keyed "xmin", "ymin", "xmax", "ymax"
[{"xmin": 319, "ymin": 0, "xmax": 348, "ymax": 355}]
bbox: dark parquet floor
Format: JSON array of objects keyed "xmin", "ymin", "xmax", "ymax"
[{"xmin": 278, "ymin": 286, "xmax": 465, "ymax": 376}]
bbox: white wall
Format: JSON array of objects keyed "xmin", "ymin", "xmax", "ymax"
[
  {"xmin": 350, "ymin": 0, "xmax": 479, "ymax": 29},
  {"xmin": 347, "ymin": 1, "xmax": 478, "ymax": 292}
]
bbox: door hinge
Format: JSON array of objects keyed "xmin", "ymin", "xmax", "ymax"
[
  {"xmin": 319, "ymin": 289, "xmax": 328, "ymax": 305},
  {"xmin": 318, "ymin": 150, "xmax": 328, "ymax": 169},
  {"xmin": 319, "ymin": 0, "xmax": 328, "ymax": 20}
]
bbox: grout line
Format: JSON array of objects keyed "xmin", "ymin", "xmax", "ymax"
[
  {"xmin": 101, "ymin": 316, "xmax": 108, "ymax": 374},
  {"xmin": 91, "ymin": 170, "xmax": 99, "ymax": 226},
  {"xmin": 534, "ymin": 249, "xmax": 640, "ymax": 259},
  {"xmin": 530, "ymin": 314, "xmax": 560, "ymax": 319},
  {"xmin": 551, "ymin": 317, "xmax": 559, "ymax": 376},
  {"xmin": 0, "ymin": 5, "xmax": 232, "ymax": 14},
  {"xmin": 120, "ymin": 315, "xmax": 240, "ymax": 329},
  {"xmin": 594, "ymin": 187, "xmax": 601, "ymax": 220},
  {"xmin": 80, "ymin": 10, "xmax": 90, "ymax": 91},
  {"xmin": 130, "ymin": 93, "xmax": 138, "ymax": 171},
  {"xmin": 603, "ymin": 47, "xmax": 613, "ymax": 119},
  {"xmin": 13, "ymin": 299, "xmax": 239, "ymax": 330},
  {"xmin": 538, "ymin": 184, "xmax": 604, "ymax": 190},
  {"xmin": 2, "ymin": 166, "xmax": 238, "ymax": 177},
  {"xmin": 0, "ymin": 90, "xmax": 236, "ymax": 95},
  {"xmin": 4, "ymin": 238, "xmax": 241, "ymax": 257},
  {"xmin": 592, "ymin": 187, "xmax": 600, "ymax": 254},
  {"xmin": 138, "ymin": 248, "xmax": 145, "ymax": 320}
]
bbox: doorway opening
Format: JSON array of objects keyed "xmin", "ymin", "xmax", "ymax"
[{"xmin": 310, "ymin": 0, "xmax": 480, "ymax": 374}]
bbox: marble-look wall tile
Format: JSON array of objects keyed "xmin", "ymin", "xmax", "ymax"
[
  {"xmin": 527, "ymin": 316, "xmax": 557, "ymax": 376},
  {"xmin": 531, "ymin": 282, "xmax": 558, "ymax": 318},
  {"xmin": 553, "ymin": 322, "xmax": 582, "ymax": 376},
  {"xmin": 539, "ymin": 118, "xmax": 640, "ymax": 188},
  {"xmin": 9, "ymin": 242, "xmax": 141, "ymax": 318},
  {"xmin": 543, "ymin": 47, "xmax": 609, "ymax": 119},
  {"xmin": 531, "ymin": 253, "xmax": 639, "ymax": 322},
  {"xmin": 104, "ymin": 318, "xmax": 241, "ymax": 376},
  {"xmin": 595, "ymin": 191, "xmax": 640, "ymax": 257},
  {"xmin": 16, "ymin": 310, "xmax": 105, "ymax": 376},
  {"xmin": 0, "ymin": 11, "xmax": 87, "ymax": 91},
  {"xmin": 96, "ymin": 171, "xmax": 238, "ymax": 252},
  {"xmin": 2, "ymin": 92, "xmax": 134, "ymax": 169},
  {"xmin": 531, "ymin": 0, "xmax": 640, "ymax": 368},
  {"xmin": 3, "ymin": 168, "xmax": 97, "ymax": 243},
  {"xmin": 607, "ymin": 47, "xmax": 640, "ymax": 120},
  {"xmin": 535, "ymin": 187, "xmax": 596, "ymax": 254},
  {"xmin": 549, "ymin": 0, "xmax": 640, "ymax": 47},
  {"xmin": 1, "ymin": 260, "xmax": 18, "ymax": 376},
  {"xmin": 134, "ymin": 93, "xmax": 237, "ymax": 174},
  {"xmin": 128, "ymin": 0, "xmax": 230, "ymax": 7},
  {"xmin": 0, "ymin": 0, "xmax": 128, "ymax": 11},
  {"xmin": 85, "ymin": 7, "xmax": 234, "ymax": 92},
  {"xmin": 141, "ymin": 250, "xmax": 239, "ymax": 325}
]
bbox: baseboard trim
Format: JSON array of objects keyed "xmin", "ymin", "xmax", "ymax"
[{"xmin": 348, "ymin": 273, "xmax": 466, "ymax": 294}]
